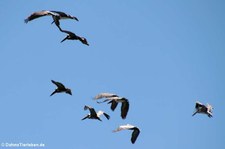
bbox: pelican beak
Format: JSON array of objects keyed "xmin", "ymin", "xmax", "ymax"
[
  {"xmin": 73, "ymin": 16, "xmax": 79, "ymax": 21},
  {"xmin": 61, "ymin": 37, "xmax": 67, "ymax": 43}
]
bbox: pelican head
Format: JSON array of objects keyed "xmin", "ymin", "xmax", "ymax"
[
  {"xmin": 66, "ymin": 89, "xmax": 72, "ymax": 95},
  {"xmin": 72, "ymin": 16, "xmax": 79, "ymax": 21},
  {"xmin": 80, "ymin": 37, "xmax": 89, "ymax": 46}
]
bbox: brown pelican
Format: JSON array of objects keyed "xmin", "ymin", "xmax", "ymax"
[
  {"xmin": 50, "ymin": 80, "xmax": 72, "ymax": 96},
  {"xmin": 94, "ymin": 93, "xmax": 129, "ymax": 119},
  {"xmin": 24, "ymin": 10, "xmax": 78, "ymax": 30},
  {"xmin": 192, "ymin": 101, "xmax": 213, "ymax": 118},
  {"xmin": 60, "ymin": 29, "xmax": 89, "ymax": 46},
  {"xmin": 113, "ymin": 124, "xmax": 140, "ymax": 144},
  {"xmin": 81, "ymin": 105, "xmax": 110, "ymax": 121}
]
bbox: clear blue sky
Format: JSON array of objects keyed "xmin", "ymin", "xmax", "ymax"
[{"xmin": 0, "ymin": 0, "xmax": 225, "ymax": 148}]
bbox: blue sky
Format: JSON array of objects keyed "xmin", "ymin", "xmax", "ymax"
[{"xmin": 0, "ymin": 0, "xmax": 225, "ymax": 148}]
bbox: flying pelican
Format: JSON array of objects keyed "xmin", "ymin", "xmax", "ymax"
[
  {"xmin": 24, "ymin": 10, "xmax": 78, "ymax": 30},
  {"xmin": 50, "ymin": 80, "xmax": 72, "ymax": 96},
  {"xmin": 94, "ymin": 93, "xmax": 129, "ymax": 119},
  {"xmin": 60, "ymin": 29, "xmax": 89, "ymax": 46},
  {"xmin": 192, "ymin": 101, "xmax": 213, "ymax": 118},
  {"xmin": 81, "ymin": 105, "xmax": 110, "ymax": 121},
  {"xmin": 113, "ymin": 124, "xmax": 140, "ymax": 144}
]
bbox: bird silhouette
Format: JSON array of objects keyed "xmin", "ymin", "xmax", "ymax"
[
  {"xmin": 113, "ymin": 124, "xmax": 140, "ymax": 144},
  {"xmin": 50, "ymin": 80, "xmax": 72, "ymax": 96},
  {"xmin": 94, "ymin": 93, "xmax": 129, "ymax": 119},
  {"xmin": 24, "ymin": 10, "xmax": 78, "ymax": 30},
  {"xmin": 60, "ymin": 29, "xmax": 89, "ymax": 46},
  {"xmin": 81, "ymin": 105, "xmax": 110, "ymax": 121},
  {"xmin": 192, "ymin": 101, "xmax": 213, "ymax": 118}
]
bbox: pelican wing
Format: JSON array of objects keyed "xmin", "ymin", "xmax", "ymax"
[
  {"xmin": 84, "ymin": 105, "xmax": 98, "ymax": 117},
  {"xmin": 51, "ymin": 11, "xmax": 79, "ymax": 21},
  {"xmin": 121, "ymin": 99, "xmax": 129, "ymax": 119},
  {"xmin": 84, "ymin": 105, "xmax": 91, "ymax": 111},
  {"xmin": 94, "ymin": 93, "xmax": 118, "ymax": 100},
  {"xmin": 206, "ymin": 104, "xmax": 213, "ymax": 112},
  {"xmin": 108, "ymin": 100, "xmax": 118, "ymax": 111},
  {"xmin": 51, "ymin": 15, "xmax": 61, "ymax": 29},
  {"xmin": 51, "ymin": 80, "xmax": 66, "ymax": 89},
  {"xmin": 131, "ymin": 127, "xmax": 140, "ymax": 144},
  {"xmin": 97, "ymin": 99, "xmax": 110, "ymax": 104},
  {"xmin": 113, "ymin": 124, "xmax": 140, "ymax": 144},
  {"xmin": 103, "ymin": 112, "xmax": 110, "ymax": 120},
  {"xmin": 97, "ymin": 111, "xmax": 110, "ymax": 120},
  {"xmin": 50, "ymin": 10, "xmax": 67, "ymax": 16},
  {"xmin": 195, "ymin": 101, "xmax": 204, "ymax": 109},
  {"xmin": 113, "ymin": 124, "xmax": 135, "ymax": 132},
  {"xmin": 50, "ymin": 10, "xmax": 79, "ymax": 22},
  {"xmin": 24, "ymin": 10, "xmax": 53, "ymax": 23}
]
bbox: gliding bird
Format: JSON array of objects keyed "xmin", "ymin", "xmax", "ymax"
[
  {"xmin": 81, "ymin": 105, "xmax": 110, "ymax": 121},
  {"xmin": 94, "ymin": 93, "xmax": 129, "ymax": 119},
  {"xmin": 24, "ymin": 10, "xmax": 78, "ymax": 30},
  {"xmin": 113, "ymin": 124, "xmax": 140, "ymax": 144},
  {"xmin": 50, "ymin": 80, "xmax": 72, "ymax": 96},
  {"xmin": 60, "ymin": 29, "xmax": 89, "ymax": 46},
  {"xmin": 192, "ymin": 101, "xmax": 213, "ymax": 118}
]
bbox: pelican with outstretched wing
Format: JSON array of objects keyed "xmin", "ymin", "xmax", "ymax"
[
  {"xmin": 81, "ymin": 105, "xmax": 110, "ymax": 121},
  {"xmin": 60, "ymin": 29, "xmax": 89, "ymax": 46},
  {"xmin": 113, "ymin": 124, "xmax": 140, "ymax": 144},
  {"xmin": 192, "ymin": 101, "xmax": 213, "ymax": 118},
  {"xmin": 50, "ymin": 80, "xmax": 72, "ymax": 96},
  {"xmin": 94, "ymin": 93, "xmax": 129, "ymax": 119},
  {"xmin": 24, "ymin": 10, "xmax": 78, "ymax": 30}
]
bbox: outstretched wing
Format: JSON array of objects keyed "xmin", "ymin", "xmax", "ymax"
[
  {"xmin": 108, "ymin": 100, "xmax": 118, "ymax": 111},
  {"xmin": 97, "ymin": 111, "xmax": 110, "ymax": 120},
  {"xmin": 51, "ymin": 15, "xmax": 61, "ymax": 30},
  {"xmin": 84, "ymin": 105, "xmax": 97, "ymax": 117},
  {"xmin": 50, "ymin": 10, "xmax": 67, "ymax": 16},
  {"xmin": 131, "ymin": 127, "xmax": 140, "ymax": 144},
  {"xmin": 113, "ymin": 124, "xmax": 135, "ymax": 132},
  {"xmin": 121, "ymin": 99, "xmax": 129, "ymax": 119},
  {"xmin": 206, "ymin": 104, "xmax": 213, "ymax": 112},
  {"xmin": 96, "ymin": 99, "xmax": 110, "ymax": 104},
  {"xmin": 103, "ymin": 112, "xmax": 110, "ymax": 120},
  {"xmin": 24, "ymin": 10, "xmax": 52, "ymax": 23},
  {"xmin": 51, "ymin": 80, "xmax": 66, "ymax": 89},
  {"xmin": 195, "ymin": 101, "xmax": 204, "ymax": 109},
  {"xmin": 94, "ymin": 93, "xmax": 118, "ymax": 100}
]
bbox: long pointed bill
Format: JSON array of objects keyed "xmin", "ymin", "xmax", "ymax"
[
  {"xmin": 97, "ymin": 99, "xmax": 109, "ymax": 104},
  {"xmin": 73, "ymin": 17, "xmax": 79, "ymax": 21},
  {"xmin": 81, "ymin": 115, "xmax": 88, "ymax": 120},
  {"xmin": 192, "ymin": 111, "xmax": 198, "ymax": 116},
  {"xmin": 61, "ymin": 37, "xmax": 67, "ymax": 43}
]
